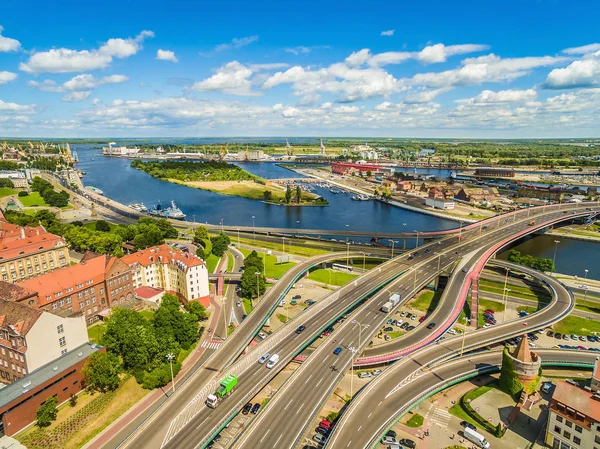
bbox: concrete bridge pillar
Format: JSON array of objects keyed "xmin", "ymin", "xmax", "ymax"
[{"xmin": 470, "ymin": 276, "xmax": 479, "ymax": 328}]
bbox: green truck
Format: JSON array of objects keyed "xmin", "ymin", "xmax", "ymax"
[{"xmin": 206, "ymin": 374, "xmax": 238, "ymax": 408}]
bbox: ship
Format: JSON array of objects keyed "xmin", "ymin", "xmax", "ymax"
[
  {"xmin": 85, "ymin": 186, "xmax": 104, "ymax": 195},
  {"xmin": 148, "ymin": 201, "xmax": 186, "ymax": 220},
  {"xmin": 128, "ymin": 203, "xmax": 148, "ymax": 212},
  {"xmin": 351, "ymin": 194, "xmax": 370, "ymax": 201}
]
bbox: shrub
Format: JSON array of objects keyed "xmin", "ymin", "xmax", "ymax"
[
  {"xmin": 36, "ymin": 396, "xmax": 58, "ymax": 428},
  {"xmin": 18, "ymin": 191, "xmax": 29, "ymax": 197}
]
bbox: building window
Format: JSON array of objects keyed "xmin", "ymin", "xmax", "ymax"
[
  {"xmin": 57, "ymin": 324, "xmax": 64, "ymax": 334},
  {"xmin": 556, "ymin": 416, "xmax": 563, "ymax": 423},
  {"xmin": 573, "ymin": 436, "xmax": 581, "ymax": 445},
  {"xmin": 59, "ymin": 299, "xmax": 64, "ymax": 306},
  {"xmin": 575, "ymin": 425, "xmax": 582, "ymax": 433},
  {"xmin": 595, "ymin": 435, "xmax": 600, "ymax": 444},
  {"xmin": 565, "ymin": 420, "xmax": 573, "ymax": 428},
  {"xmin": 59, "ymin": 337, "xmax": 66, "ymax": 347},
  {"xmin": 52, "ymin": 303, "xmax": 58, "ymax": 310},
  {"xmin": 564, "ymin": 431, "xmax": 571, "ymax": 439},
  {"xmin": 61, "ymin": 349, "xmax": 68, "ymax": 355}
]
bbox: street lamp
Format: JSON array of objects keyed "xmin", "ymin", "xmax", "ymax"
[
  {"xmin": 237, "ymin": 228, "xmax": 240, "ymax": 247},
  {"xmin": 346, "ymin": 242, "xmax": 351, "ymax": 266},
  {"xmin": 252, "ymin": 215, "xmax": 256, "ymax": 241},
  {"xmin": 282, "ymin": 237, "xmax": 286, "ymax": 256},
  {"xmin": 503, "ymin": 288, "xmax": 510, "ymax": 322},
  {"xmin": 459, "ymin": 329, "xmax": 467, "ymax": 357},
  {"xmin": 360, "ymin": 252, "xmax": 366, "ymax": 271},
  {"xmin": 552, "ymin": 240, "xmax": 560, "ymax": 268},
  {"xmin": 414, "ymin": 230, "xmax": 420, "ymax": 248},
  {"xmin": 255, "ymin": 272, "xmax": 261, "ymax": 303},
  {"xmin": 345, "ymin": 224, "xmax": 350, "ymax": 243},
  {"xmin": 166, "ymin": 353, "xmax": 176, "ymax": 394},
  {"xmin": 350, "ymin": 321, "xmax": 369, "ymax": 399},
  {"xmin": 296, "ymin": 220, "xmax": 300, "ymax": 236},
  {"xmin": 584, "ymin": 269, "xmax": 589, "ymax": 299},
  {"xmin": 502, "ymin": 268, "xmax": 510, "ymax": 323},
  {"xmin": 459, "ymin": 220, "xmax": 463, "ymax": 239},
  {"xmin": 220, "ymin": 218, "xmax": 224, "ymax": 233},
  {"xmin": 388, "ymin": 239, "xmax": 395, "ymax": 258},
  {"xmin": 402, "ymin": 223, "xmax": 407, "ymax": 250}
]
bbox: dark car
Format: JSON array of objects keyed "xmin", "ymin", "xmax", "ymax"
[
  {"xmin": 242, "ymin": 314, "xmax": 247, "ymax": 320},
  {"xmin": 407, "ymin": 325, "xmax": 416, "ymax": 331},
  {"xmin": 384, "ymin": 326, "xmax": 394, "ymax": 332},
  {"xmin": 399, "ymin": 438, "xmax": 416, "ymax": 448},
  {"xmin": 251, "ymin": 403, "xmax": 261, "ymax": 414},
  {"xmin": 213, "ymin": 434, "xmax": 221, "ymax": 442},
  {"xmin": 413, "ymin": 251, "xmax": 419, "ymax": 256},
  {"xmin": 316, "ymin": 426, "xmax": 330, "ymax": 436},
  {"xmin": 296, "ymin": 325, "xmax": 306, "ymax": 334},
  {"xmin": 554, "ymin": 332, "xmax": 562, "ymax": 339},
  {"xmin": 407, "ymin": 256, "xmax": 413, "ymax": 261},
  {"xmin": 425, "ymin": 248, "xmax": 430, "ymax": 253},
  {"xmin": 385, "ymin": 430, "xmax": 397, "ymax": 439},
  {"xmin": 426, "ymin": 322, "xmax": 436, "ymax": 330},
  {"xmin": 400, "ymin": 322, "xmax": 410, "ymax": 329},
  {"xmin": 242, "ymin": 402, "xmax": 252, "ymax": 414},
  {"xmin": 547, "ymin": 331, "xmax": 554, "ymax": 337},
  {"xmin": 460, "ymin": 420, "xmax": 476, "ymax": 431}
]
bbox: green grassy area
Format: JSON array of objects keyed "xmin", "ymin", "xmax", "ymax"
[
  {"xmin": 227, "ymin": 252, "xmax": 234, "ymax": 272},
  {"xmin": 87, "ymin": 323, "xmax": 107, "ymax": 344},
  {"xmin": 405, "ymin": 413, "xmax": 424, "ymax": 428},
  {"xmin": 228, "ymin": 324, "xmax": 236, "ymax": 336},
  {"xmin": 0, "ymin": 187, "xmax": 17, "ymax": 198},
  {"xmin": 243, "ymin": 298, "xmax": 253, "ymax": 314},
  {"xmin": 307, "ymin": 268, "xmax": 358, "ymax": 286},
  {"xmin": 449, "ymin": 384, "xmax": 495, "ymax": 429},
  {"xmin": 386, "ymin": 330, "xmax": 405, "ymax": 339},
  {"xmin": 478, "ymin": 298, "xmax": 506, "ymax": 313},
  {"xmin": 177, "ymin": 341, "xmax": 197, "ymax": 363},
  {"xmin": 553, "ymin": 315, "xmax": 600, "ymax": 335},
  {"xmin": 575, "ymin": 297, "xmax": 600, "ymax": 314},
  {"xmin": 18, "ymin": 191, "xmax": 48, "ymax": 207},
  {"xmin": 409, "ymin": 289, "xmax": 443, "ymax": 313},
  {"xmin": 517, "ymin": 305, "xmax": 540, "ymax": 315},
  {"xmin": 239, "ymin": 248, "xmax": 296, "ymax": 279},
  {"xmin": 234, "ymin": 235, "xmax": 328, "ymax": 257},
  {"xmin": 139, "ymin": 309, "xmax": 155, "ymax": 320},
  {"xmin": 479, "ymin": 279, "xmax": 551, "ymax": 302},
  {"xmin": 276, "ymin": 313, "xmax": 291, "ymax": 324},
  {"xmin": 205, "ymin": 253, "xmax": 221, "ymax": 273}
]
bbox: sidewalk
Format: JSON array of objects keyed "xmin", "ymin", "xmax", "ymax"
[{"xmin": 85, "ymin": 294, "xmax": 223, "ymax": 449}]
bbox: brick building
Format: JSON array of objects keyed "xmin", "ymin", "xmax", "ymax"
[
  {"xmin": 0, "ymin": 342, "xmax": 101, "ymax": 436},
  {"xmin": 0, "ymin": 300, "xmax": 88, "ymax": 384},
  {"xmin": 456, "ymin": 186, "xmax": 500, "ymax": 204},
  {"xmin": 474, "ymin": 167, "xmax": 516, "ymax": 178},
  {"xmin": 122, "ymin": 244, "xmax": 209, "ymax": 306},
  {"xmin": 331, "ymin": 162, "xmax": 381, "ymax": 176},
  {"xmin": 0, "ymin": 220, "xmax": 70, "ymax": 283},
  {"xmin": 16, "ymin": 253, "xmax": 134, "ymax": 325}
]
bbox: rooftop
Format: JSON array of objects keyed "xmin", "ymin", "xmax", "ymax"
[
  {"xmin": 0, "ymin": 221, "xmax": 66, "ymax": 263},
  {"xmin": 122, "ymin": 244, "xmax": 204, "ymax": 271},
  {"xmin": 0, "ymin": 300, "xmax": 42, "ymax": 336},
  {"xmin": 553, "ymin": 380, "xmax": 600, "ymax": 423},
  {"xmin": 134, "ymin": 285, "xmax": 164, "ymax": 299},
  {"xmin": 0, "ymin": 342, "xmax": 102, "ymax": 411}
]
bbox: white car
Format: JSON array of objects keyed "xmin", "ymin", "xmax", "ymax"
[
  {"xmin": 258, "ymin": 353, "xmax": 270, "ymax": 364},
  {"xmin": 236, "ymin": 301, "xmax": 241, "ymax": 307},
  {"xmin": 381, "ymin": 436, "xmax": 397, "ymax": 445},
  {"xmin": 258, "ymin": 332, "xmax": 267, "ymax": 340},
  {"xmin": 447, "ymin": 329, "xmax": 457, "ymax": 335}
]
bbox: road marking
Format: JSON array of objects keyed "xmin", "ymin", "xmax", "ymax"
[
  {"xmin": 284, "ymin": 399, "xmax": 294, "ymax": 410},
  {"xmin": 378, "ymin": 401, "xmax": 382, "ymax": 406},
  {"xmin": 296, "ymin": 402, "xmax": 305, "ymax": 415},
  {"xmin": 368, "ymin": 412, "xmax": 372, "ymax": 418},
  {"xmin": 272, "ymin": 433, "xmax": 283, "ymax": 448},
  {"xmin": 259, "ymin": 428, "xmax": 271, "ymax": 443},
  {"xmin": 346, "ymin": 440, "xmax": 352, "ymax": 447},
  {"xmin": 305, "ymin": 374, "xmax": 313, "ymax": 384},
  {"xmin": 358, "ymin": 426, "xmax": 362, "ymax": 432},
  {"xmin": 316, "ymin": 378, "xmax": 323, "ymax": 387}
]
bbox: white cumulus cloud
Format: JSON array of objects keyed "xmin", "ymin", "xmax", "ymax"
[
  {"xmin": 192, "ymin": 61, "xmax": 259, "ymax": 96},
  {"xmin": 156, "ymin": 49, "xmax": 178, "ymax": 63},
  {"xmin": 545, "ymin": 51, "xmax": 600, "ymax": 89},
  {"xmin": 29, "ymin": 74, "xmax": 129, "ymax": 92},
  {"xmin": 562, "ymin": 43, "xmax": 600, "ymax": 55},
  {"xmin": 457, "ymin": 88, "xmax": 538, "ymax": 105},
  {"xmin": 0, "ymin": 26, "xmax": 21, "ymax": 52},
  {"xmin": 62, "ymin": 91, "xmax": 92, "ymax": 102},
  {"xmin": 381, "ymin": 30, "xmax": 395, "ymax": 37},
  {"xmin": 20, "ymin": 30, "xmax": 154, "ymax": 73},
  {"xmin": 0, "ymin": 99, "xmax": 36, "ymax": 114},
  {"xmin": 0, "ymin": 71, "xmax": 18, "ymax": 85}
]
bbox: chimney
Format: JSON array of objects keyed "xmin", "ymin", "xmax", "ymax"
[{"xmin": 20, "ymin": 228, "xmax": 25, "ymax": 239}]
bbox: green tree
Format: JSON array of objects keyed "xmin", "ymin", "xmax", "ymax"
[
  {"xmin": 36, "ymin": 396, "xmax": 58, "ymax": 428},
  {"xmin": 0, "ymin": 178, "xmax": 14, "ymax": 188},
  {"xmin": 82, "ymin": 351, "xmax": 122, "ymax": 393},
  {"xmin": 95, "ymin": 220, "xmax": 111, "ymax": 232},
  {"xmin": 263, "ymin": 190, "xmax": 273, "ymax": 201},
  {"xmin": 244, "ymin": 250, "xmax": 264, "ymax": 273},
  {"xmin": 240, "ymin": 268, "xmax": 266, "ymax": 298},
  {"xmin": 295, "ymin": 185, "xmax": 302, "ymax": 203},
  {"xmin": 153, "ymin": 294, "xmax": 199, "ymax": 350},
  {"xmin": 193, "ymin": 226, "xmax": 209, "ymax": 243},
  {"xmin": 210, "ymin": 233, "xmax": 230, "ymax": 257},
  {"xmin": 285, "ymin": 185, "xmax": 292, "ymax": 203},
  {"xmin": 185, "ymin": 301, "xmax": 208, "ymax": 321}
]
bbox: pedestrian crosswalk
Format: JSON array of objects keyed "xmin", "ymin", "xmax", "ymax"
[
  {"xmin": 201, "ymin": 340, "xmax": 223, "ymax": 350},
  {"xmin": 430, "ymin": 408, "xmax": 452, "ymax": 428}
]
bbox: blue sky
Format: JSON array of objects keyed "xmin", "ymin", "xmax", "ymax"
[{"xmin": 1, "ymin": 0, "xmax": 600, "ymax": 138}]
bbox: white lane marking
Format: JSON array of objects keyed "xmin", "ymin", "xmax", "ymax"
[
  {"xmin": 272, "ymin": 433, "xmax": 283, "ymax": 448},
  {"xmin": 316, "ymin": 378, "xmax": 323, "ymax": 388},
  {"xmin": 284, "ymin": 399, "xmax": 294, "ymax": 411},
  {"xmin": 304, "ymin": 374, "xmax": 313, "ymax": 385},
  {"xmin": 259, "ymin": 428, "xmax": 271, "ymax": 443},
  {"xmin": 296, "ymin": 402, "xmax": 305, "ymax": 415},
  {"xmin": 368, "ymin": 412, "xmax": 372, "ymax": 418}
]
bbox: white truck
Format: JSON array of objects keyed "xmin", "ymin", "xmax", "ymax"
[
  {"xmin": 381, "ymin": 293, "xmax": 402, "ymax": 313},
  {"xmin": 464, "ymin": 427, "xmax": 491, "ymax": 449}
]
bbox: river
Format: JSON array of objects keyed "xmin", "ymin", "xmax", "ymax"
[{"xmin": 73, "ymin": 145, "xmax": 599, "ymax": 280}]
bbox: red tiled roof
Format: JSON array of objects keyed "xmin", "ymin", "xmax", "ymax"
[
  {"xmin": 513, "ymin": 333, "xmax": 533, "ymax": 363},
  {"xmin": 134, "ymin": 286, "xmax": 164, "ymax": 299},
  {"xmin": 122, "ymin": 244, "xmax": 204, "ymax": 271},
  {"xmin": 0, "ymin": 300, "xmax": 43, "ymax": 336},
  {"xmin": 17, "ymin": 256, "xmax": 111, "ymax": 307},
  {"xmin": 553, "ymin": 380, "xmax": 600, "ymax": 422},
  {"xmin": 0, "ymin": 281, "xmax": 38, "ymax": 302},
  {"xmin": 0, "ymin": 225, "xmax": 66, "ymax": 263}
]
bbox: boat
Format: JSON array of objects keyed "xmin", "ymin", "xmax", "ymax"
[
  {"xmin": 85, "ymin": 186, "xmax": 104, "ymax": 195},
  {"xmin": 128, "ymin": 203, "xmax": 148, "ymax": 212},
  {"xmin": 148, "ymin": 201, "xmax": 186, "ymax": 220}
]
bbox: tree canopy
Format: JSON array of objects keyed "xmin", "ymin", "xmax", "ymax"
[{"xmin": 82, "ymin": 351, "xmax": 122, "ymax": 393}]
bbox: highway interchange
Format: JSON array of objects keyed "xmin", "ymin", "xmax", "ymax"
[{"xmin": 114, "ymin": 202, "xmax": 600, "ymax": 449}]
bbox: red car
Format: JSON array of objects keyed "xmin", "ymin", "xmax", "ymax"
[
  {"xmin": 485, "ymin": 309, "xmax": 495, "ymax": 315},
  {"xmin": 320, "ymin": 419, "xmax": 332, "ymax": 430},
  {"xmin": 419, "ymin": 316, "xmax": 425, "ymax": 323}
]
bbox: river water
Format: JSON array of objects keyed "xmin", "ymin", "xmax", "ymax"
[{"xmin": 73, "ymin": 145, "xmax": 599, "ymax": 280}]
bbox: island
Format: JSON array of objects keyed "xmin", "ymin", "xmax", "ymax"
[{"xmin": 130, "ymin": 160, "xmax": 327, "ymax": 206}]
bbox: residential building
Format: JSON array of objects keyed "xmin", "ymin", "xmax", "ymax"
[
  {"xmin": 545, "ymin": 373, "xmax": 600, "ymax": 449},
  {"xmin": 122, "ymin": 244, "xmax": 209, "ymax": 306},
  {"xmin": 0, "ymin": 342, "xmax": 101, "ymax": 436},
  {"xmin": 101, "ymin": 142, "xmax": 140, "ymax": 156},
  {"xmin": 331, "ymin": 162, "xmax": 380, "ymax": 176},
  {"xmin": 425, "ymin": 197, "xmax": 454, "ymax": 210},
  {"xmin": 0, "ymin": 171, "xmax": 28, "ymax": 188},
  {"xmin": 456, "ymin": 186, "xmax": 500, "ymax": 204},
  {"xmin": 16, "ymin": 253, "xmax": 134, "ymax": 325},
  {"xmin": 134, "ymin": 285, "xmax": 165, "ymax": 305},
  {"xmin": 0, "ymin": 220, "xmax": 70, "ymax": 283},
  {"xmin": 0, "ymin": 300, "xmax": 88, "ymax": 384},
  {"xmin": 474, "ymin": 167, "xmax": 516, "ymax": 178}
]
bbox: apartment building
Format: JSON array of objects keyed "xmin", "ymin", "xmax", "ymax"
[
  {"xmin": 546, "ymin": 360, "xmax": 600, "ymax": 449},
  {"xmin": 16, "ymin": 253, "xmax": 134, "ymax": 325},
  {"xmin": 0, "ymin": 220, "xmax": 70, "ymax": 283},
  {"xmin": 122, "ymin": 244, "xmax": 209, "ymax": 305},
  {"xmin": 0, "ymin": 300, "xmax": 88, "ymax": 384}
]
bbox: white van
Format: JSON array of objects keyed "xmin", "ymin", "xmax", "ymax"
[
  {"xmin": 266, "ymin": 354, "xmax": 280, "ymax": 368},
  {"xmin": 464, "ymin": 427, "xmax": 490, "ymax": 449}
]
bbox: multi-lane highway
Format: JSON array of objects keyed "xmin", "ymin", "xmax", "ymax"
[
  {"xmin": 232, "ymin": 205, "xmax": 596, "ymax": 449},
  {"xmin": 117, "ymin": 202, "xmax": 597, "ymax": 449},
  {"xmin": 326, "ymin": 261, "xmax": 575, "ymax": 449}
]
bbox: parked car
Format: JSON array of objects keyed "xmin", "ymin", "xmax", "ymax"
[
  {"xmin": 460, "ymin": 421, "xmax": 476, "ymax": 431},
  {"xmin": 372, "ymin": 369, "xmax": 383, "ymax": 376},
  {"xmin": 316, "ymin": 426, "xmax": 330, "ymax": 436},
  {"xmin": 320, "ymin": 419, "xmax": 332, "ymax": 430},
  {"xmin": 384, "ymin": 326, "xmax": 394, "ymax": 332},
  {"xmin": 541, "ymin": 382, "xmax": 554, "ymax": 394},
  {"xmin": 554, "ymin": 332, "xmax": 562, "ymax": 339},
  {"xmin": 292, "ymin": 295, "xmax": 302, "ymax": 300},
  {"xmin": 385, "ymin": 430, "xmax": 397, "ymax": 439},
  {"xmin": 419, "ymin": 316, "xmax": 426, "ymax": 323},
  {"xmin": 358, "ymin": 371, "xmax": 372, "ymax": 379},
  {"xmin": 400, "ymin": 322, "xmax": 410, "ymax": 330},
  {"xmin": 242, "ymin": 402, "xmax": 252, "ymax": 414},
  {"xmin": 400, "ymin": 311, "xmax": 407, "ymax": 317},
  {"xmin": 484, "ymin": 309, "xmax": 495, "ymax": 315},
  {"xmin": 313, "ymin": 433, "xmax": 327, "ymax": 444},
  {"xmin": 251, "ymin": 403, "xmax": 261, "ymax": 414},
  {"xmin": 387, "ymin": 318, "xmax": 393, "ymax": 325},
  {"xmin": 399, "ymin": 438, "xmax": 417, "ymax": 448},
  {"xmin": 426, "ymin": 322, "xmax": 436, "ymax": 329},
  {"xmin": 547, "ymin": 331, "xmax": 554, "ymax": 337},
  {"xmin": 381, "ymin": 436, "xmax": 398, "ymax": 445},
  {"xmin": 407, "ymin": 325, "xmax": 416, "ymax": 331}
]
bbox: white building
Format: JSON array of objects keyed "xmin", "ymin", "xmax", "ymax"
[
  {"xmin": 0, "ymin": 171, "xmax": 28, "ymax": 188},
  {"xmin": 122, "ymin": 244, "xmax": 209, "ymax": 304},
  {"xmin": 546, "ymin": 360, "xmax": 600, "ymax": 449},
  {"xmin": 425, "ymin": 197, "xmax": 455, "ymax": 210},
  {"xmin": 0, "ymin": 300, "xmax": 88, "ymax": 384},
  {"xmin": 102, "ymin": 142, "xmax": 140, "ymax": 156}
]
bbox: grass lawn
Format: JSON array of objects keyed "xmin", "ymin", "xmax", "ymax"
[
  {"xmin": 575, "ymin": 297, "xmax": 600, "ymax": 314},
  {"xmin": 139, "ymin": 309, "xmax": 155, "ymax": 320},
  {"xmin": 177, "ymin": 341, "xmax": 197, "ymax": 363},
  {"xmin": 387, "ymin": 330, "xmax": 405, "ymax": 339},
  {"xmin": 234, "ymin": 235, "xmax": 327, "ymax": 257},
  {"xmin": 478, "ymin": 298, "xmax": 506, "ymax": 313},
  {"xmin": 449, "ymin": 384, "xmax": 495, "ymax": 429},
  {"xmin": 0, "ymin": 187, "xmax": 17, "ymax": 198},
  {"xmin": 227, "ymin": 252, "xmax": 234, "ymax": 272},
  {"xmin": 307, "ymin": 268, "xmax": 357, "ymax": 286},
  {"xmin": 276, "ymin": 313, "xmax": 291, "ymax": 324},
  {"xmin": 87, "ymin": 323, "xmax": 107, "ymax": 344},
  {"xmin": 205, "ymin": 253, "xmax": 221, "ymax": 273},
  {"xmin": 405, "ymin": 413, "xmax": 424, "ymax": 428},
  {"xmin": 409, "ymin": 289, "xmax": 442, "ymax": 313},
  {"xmin": 553, "ymin": 315, "xmax": 600, "ymax": 335},
  {"xmin": 239, "ymin": 248, "xmax": 296, "ymax": 279},
  {"xmin": 479, "ymin": 279, "xmax": 551, "ymax": 302},
  {"xmin": 243, "ymin": 298, "xmax": 253, "ymax": 314},
  {"xmin": 19, "ymin": 191, "xmax": 48, "ymax": 207}
]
